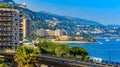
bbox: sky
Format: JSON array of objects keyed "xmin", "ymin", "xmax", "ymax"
[{"xmin": 13, "ymin": 0, "xmax": 120, "ymax": 25}]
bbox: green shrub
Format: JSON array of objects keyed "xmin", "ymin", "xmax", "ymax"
[
  {"xmin": 84, "ymin": 55, "xmax": 90, "ymax": 61},
  {"xmin": 75, "ymin": 55, "xmax": 82, "ymax": 60},
  {"xmin": 37, "ymin": 41, "xmax": 89, "ymax": 61},
  {"xmin": 0, "ymin": 63, "xmax": 8, "ymax": 67},
  {"xmin": 0, "ymin": 4, "xmax": 13, "ymax": 8}
]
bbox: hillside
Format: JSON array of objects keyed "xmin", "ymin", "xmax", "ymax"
[
  {"xmin": 37, "ymin": 11, "xmax": 103, "ymax": 26},
  {"xmin": 36, "ymin": 11, "xmax": 103, "ymax": 34},
  {"xmin": 0, "ymin": 0, "xmax": 104, "ymax": 35}
]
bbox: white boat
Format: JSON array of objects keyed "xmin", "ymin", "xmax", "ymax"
[
  {"xmin": 100, "ymin": 42, "xmax": 103, "ymax": 44},
  {"xmin": 105, "ymin": 39, "xmax": 110, "ymax": 41},
  {"xmin": 98, "ymin": 42, "xmax": 103, "ymax": 44},
  {"xmin": 104, "ymin": 37, "xmax": 108, "ymax": 39},
  {"xmin": 116, "ymin": 39, "xmax": 120, "ymax": 41},
  {"xmin": 110, "ymin": 38, "xmax": 113, "ymax": 39}
]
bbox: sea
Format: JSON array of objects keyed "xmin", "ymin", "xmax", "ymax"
[{"xmin": 68, "ymin": 38, "xmax": 120, "ymax": 62}]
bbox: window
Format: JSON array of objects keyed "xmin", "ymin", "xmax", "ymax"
[
  {"xmin": 15, "ymin": 33, "xmax": 17, "ymax": 35},
  {"xmin": 15, "ymin": 19, "xmax": 18, "ymax": 21},
  {"xmin": 14, "ymin": 43, "xmax": 18, "ymax": 45},
  {"xmin": 14, "ymin": 38, "xmax": 16, "ymax": 40}
]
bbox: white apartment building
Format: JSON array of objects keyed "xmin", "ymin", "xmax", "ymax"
[{"xmin": 0, "ymin": 8, "xmax": 23, "ymax": 50}]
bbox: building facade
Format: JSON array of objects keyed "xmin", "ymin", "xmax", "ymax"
[
  {"xmin": 36, "ymin": 29, "xmax": 66, "ymax": 37},
  {"xmin": 45, "ymin": 29, "xmax": 54, "ymax": 36},
  {"xmin": 0, "ymin": 8, "xmax": 23, "ymax": 50},
  {"xmin": 54, "ymin": 29, "xmax": 64, "ymax": 37},
  {"xmin": 36, "ymin": 28, "xmax": 46, "ymax": 36},
  {"xmin": 22, "ymin": 18, "xmax": 32, "ymax": 38}
]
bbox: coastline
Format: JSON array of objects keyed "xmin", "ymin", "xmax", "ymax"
[{"xmin": 54, "ymin": 41, "xmax": 97, "ymax": 44}]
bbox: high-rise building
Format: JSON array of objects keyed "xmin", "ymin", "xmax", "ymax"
[
  {"xmin": 35, "ymin": 29, "xmax": 67, "ymax": 37},
  {"xmin": 54, "ymin": 29, "xmax": 64, "ymax": 37},
  {"xmin": 22, "ymin": 18, "xmax": 32, "ymax": 38},
  {"xmin": 0, "ymin": 8, "xmax": 23, "ymax": 50},
  {"xmin": 22, "ymin": 18, "xmax": 26, "ymax": 38},
  {"xmin": 45, "ymin": 29, "xmax": 54, "ymax": 36}
]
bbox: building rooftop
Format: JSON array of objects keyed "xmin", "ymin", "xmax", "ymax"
[
  {"xmin": 0, "ymin": 4, "xmax": 20, "ymax": 12},
  {"xmin": 0, "ymin": 4, "xmax": 13, "ymax": 8},
  {"xmin": 0, "ymin": 8, "xmax": 18, "ymax": 12}
]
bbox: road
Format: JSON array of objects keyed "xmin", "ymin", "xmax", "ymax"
[
  {"xmin": 40, "ymin": 56, "xmax": 107, "ymax": 67},
  {"xmin": 0, "ymin": 52, "xmax": 118, "ymax": 67}
]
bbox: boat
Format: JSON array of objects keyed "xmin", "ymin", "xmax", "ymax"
[
  {"xmin": 116, "ymin": 39, "xmax": 120, "ymax": 41},
  {"xmin": 104, "ymin": 37, "xmax": 108, "ymax": 40},
  {"xmin": 99, "ymin": 42, "xmax": 103, "ymax": 44},
  {"xmin": 98, "ymin": 41, "xmax": 103, "ymax": 44},
  {"xmin": 105, "ymin": 39, "xmax": 110, "ymax": 41},
  {"xmin": 110, "ymin": 37, "xmax": 113, "ymax": 39}
]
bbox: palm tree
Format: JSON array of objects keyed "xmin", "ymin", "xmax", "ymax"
[
  {"xmin": 0, "ymin": 59, "xmax": 8, "ymax": 67},
  {"xmin": 0, "ymin": 63, "xmax": 8, "ymax": 67},
  {"xmin": 14, "ymin": 46, "xmax": 40, "ymax": 67}
]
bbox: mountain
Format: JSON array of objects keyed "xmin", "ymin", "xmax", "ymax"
[
  {"xmin": 37, "ymin": 11, "xmax": 103, "ymax": 26},
  {"xmin": 36, "ymin": 11, "xmax": 103, "ymax": 34},
  {"xmin": 0, "ymin": 0, "xmax": 104, "ymax": 35}
]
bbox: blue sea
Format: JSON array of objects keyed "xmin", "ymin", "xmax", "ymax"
[{"xmin": 68, "ymin": 38, "xmax": 120, "ymax": 62}]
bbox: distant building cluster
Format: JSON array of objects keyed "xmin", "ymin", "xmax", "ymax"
[
  {"xmin": 35, "ymin": 29, "xmax": 69, "ymax": 41},
  {"xmin": 75, "ymin": 24, "xmax": 120, "ymax": 37},
  {"xmin": 36, "ymin": 29, "xmax": 66, "ymax": 37}
]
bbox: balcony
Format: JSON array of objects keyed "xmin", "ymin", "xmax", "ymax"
[
  {"xmin": 0, "ymin": 14, "xmax": 14, "ymax": 17},
  {"xmin": 0, "ymin": 24, "xmax": 14, "ymax": 26},
  {"xmin": 0, "ymin": 39, "xmax": 13, "ymax": 42},
  {"xmin": 0, "ymin": 18, "xmax": 14, "ymax": 22},
  {"xmin": 0, "ymin": 29, "xmax": 14, "ymax": 32},
  {"xmin": 0, "ymin": 44, "xmax": 13, "ymax": 46},
  {"xmin": 0, "ymin": 34, "xmax": 14, "ymax": 36}
]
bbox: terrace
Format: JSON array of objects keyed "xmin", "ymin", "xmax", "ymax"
[{"xmin": 0, "ymin": 4, "xmax": 13, "ymax": 9}]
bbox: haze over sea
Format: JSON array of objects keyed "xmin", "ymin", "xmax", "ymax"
[{"xmin": 68, "ymin": 38, "xmax": 120, "ymax": 62}]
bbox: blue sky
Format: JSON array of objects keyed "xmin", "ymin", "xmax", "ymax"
[{"xmin": 13, "ymin": 0, "xmax": 120, "ymax": 25}]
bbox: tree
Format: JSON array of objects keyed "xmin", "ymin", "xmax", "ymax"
[
  {"xmin": 75, "ymin": 55, "xmax": 82, "ymax": 60},
  {"xmin": 69, "ymin": 47, "xmax": 80, "ymax": 56},
  {"xmin": 84, "ymin": 56, "xmax": 90, "ymax": 62},
  {"xmin": 0, "ymin": 63, "xmax": 8, "ymax": 67},
  {"xmin": 37, "ymin": 41, "xmax": 70, "ymax": 57},
  {"xmin": 79, "ymin": 47, "xmax": 88, "ymax": 57},
  {"xmin": 69, "ymin": 47, "xmax": 88, "ymax": 60},
  {"xmin": 37, "ymin": 41, "xmax": 56, "ymax": 54},
  {"xmin": 0, "ymin": 4, "xmax": 13, "ymax": 8},
  {"xmin": 54, "ymin": 47, "xmax": 63, "ymax": 57},
  {"xmin": 56, "ymin": 44, "xmax": 70, "ymax": 57},
  {"xmin": 0, "ymin": 59, "xmax": 8, "ymax": 67},
  {"xmin": 14, "ymin": 46, "xmax": 40, "ymax": 67},
  {"xmin": 37, "ymin": 41, "xmax": 89, "ymax": 61}
]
